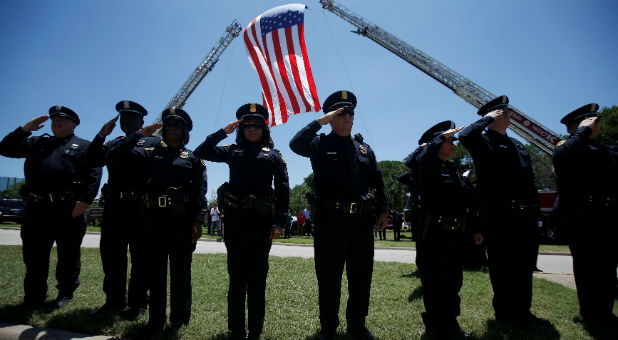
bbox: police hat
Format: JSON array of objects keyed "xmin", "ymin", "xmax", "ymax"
[
  {"xmin": 48, "ymin": 105, "xmax": 80, "ymax": 125},
  {"xmin": 477, "ymin": 95, "xmax": 510, "ymax": 116},
  {"xmin": 236, "ymin": 103, "xmax": 269, "ymax": 121},
  {"xmin": 418, "ymin": 120, "xmax": 456, "ymax": 145},
  {"xmin": 560, "ymin": 103, "xmax": 599, "ymax": 126},
  {"xmin": 115, "ymin": 100, "xmax": 148, "ymax": 116},
  {"xmin": 322, "ymin": 90, "xmax": 357, "ymax": 113},
  {"xmin": 161, "ymin": 107, "xmax": 192, "ymax": 131}
]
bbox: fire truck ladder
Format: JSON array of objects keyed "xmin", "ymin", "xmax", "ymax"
[
  {"xmin": 153, "ymin": 20, "xmax": 242, "ymax": 127},
  {"xmin": 319, "ymin": 0, "xmax": 560, "ymax": 155}
]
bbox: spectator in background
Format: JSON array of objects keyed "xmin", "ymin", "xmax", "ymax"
[
  {"xmin": 303, "ymin": 205, "xmax": 312, "ymax": 236},
  {"xmin": 392, "ymin": 209, "xmax": 403, "ymax": 241},
  {"xmin": 297, "ymin": 209, "xmax": 306, "ymax": 237},
  {"xmin": 284, "ymin": 212, "xmax": 292, "ymax": 239},
  {"xmin": 210, "ymin": 203, "xmax": 221, "ymax": 237}
]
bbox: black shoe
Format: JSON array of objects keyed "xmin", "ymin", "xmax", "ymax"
[
  {"xmin": 125, "ymin": 307, "xmax": 146, "ymax": 321},
  {"xmin": 347, "ymin": 326, "xmax": 374, "ymax": 340},
  {"xmin": 318, "ymin": 329, "xmax": 335, "ymax": 340},
  {"xmin": 247, "ymin": 332, "xmax": 261, "ymax": 340},
  {"xmin": 89, "ymin": 303, "xmax": 123, "ymax": 316},
  {"xmin": 168, "ymin": 326, "xmax": 180, "ymax": 339},
  {"xmin": 54, "ymin": 294, "xmax": 73, "ymax": 308},
  {"xmin": 14, "ymin": 300, "xmax": 43, "ymax": 311},
  {"xmin": 533, "ymin": 267, "xmax": 543, "ymax": 272},
  {"xmin": 229, "ymin": 329, "xmax": 246, "ymax": 340},
  {"xmin": 526, "ymin": 313, "xmax": 553, "ymax": 327}
]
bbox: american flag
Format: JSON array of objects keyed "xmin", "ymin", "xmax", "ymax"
[{"xmin": 243, "ymin": 3, "xmax": 321, "ymax": 126}]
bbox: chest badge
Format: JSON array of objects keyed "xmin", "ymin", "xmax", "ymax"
[
  {"xmin": 180, "ymin": 151, "xmax": 189, "ymax": 159},
  {"xmin": 359, "ymin": 144, "xmax": 367, "ymax": 155},
  {"xmin": 262, "ymin": 147, "xmax": 270, "ymax": 152},
  {"xmin": 71, "ymin": 144, "xmax": 79, "ymax": 149},
  {"xmin": 137, "ymin": 139, "xmax": 145, "ymax": 146}
]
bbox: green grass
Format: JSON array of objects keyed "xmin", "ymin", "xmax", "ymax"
[{"xmin": 0, "ymin": 245, "xmax": 615, "ymax": 339}]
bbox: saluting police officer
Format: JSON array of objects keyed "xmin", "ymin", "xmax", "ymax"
[
  {"xmin": 290, "ymin": 90, "xmax": 387, "ymax": 340},
  {"xmin": 553, "ymin": 104, "xmax": 618, "ymax": 327},
  {"xmin": 86, "ymin": 100, "xmax": 159, "ymax": 319},
  {"xmin": 0, "ymin": 106, "xmax": 102, "ymax": 309},
  {"xmin": 458, "ymin": 96, "xmax": 552, "ymax": 328},
  {"xmin": 415, "ymin": 120, "xmax": 478, "ymax": 338},
  {"xmin": 101, "ymin": 107, "xmax": 207, "ymax": 336},
  {"xmin": 194, "ymin": 103, "xmax": 289, "ymax": 340}
]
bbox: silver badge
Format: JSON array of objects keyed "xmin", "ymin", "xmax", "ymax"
[{"xmin": 71, "ymin": 144, "xmax": 79, "ymax": 149}]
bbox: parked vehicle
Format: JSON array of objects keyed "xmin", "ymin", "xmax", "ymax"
[{"xmin": 0, "ymin": 198, "xmax": 25, "ymax": 223}]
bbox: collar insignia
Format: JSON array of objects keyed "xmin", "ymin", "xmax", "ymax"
[
  {"xmin": 71, "ymin": 144, "xmax": 78, "ymax": 149},
  {"xmin": 359, "ymin": 144, "xmax": 367, "ymax": 155},
  {"xmin": 262, "ymin": 147, "xmax": 270, "ymax": 152},
  {"xmin": 180, "ymin": 151, "xmax": 189, "ymax": 159}
]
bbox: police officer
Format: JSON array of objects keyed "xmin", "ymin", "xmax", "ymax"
[
  {"xmin": 194, "ymin": 103, "xmax": 289, "ymax": 340},
  {"xmin": 102, "ymin": 107, "xmax": 207, "ymax": 336},
  {"xmin": 86, "ymin": 100, "xmax": 158, "ymax": 319},
  {"xmin": 0, "ymin": 106, "xmax": 102, "ymax": 309},
  {"xmin": 553, "ymin": 104, "xmax": 618, "ymax": 326},
  {"xmin": 415, "ymin": 120, "xmax": 477, "ymax": 338},
  {"xmin": 290, "ymin": 90, "xmax": 387, "ymax": 340},
  {"xmin": 458, "ymin": 96, "xmax": 551, "ymax": 327}
]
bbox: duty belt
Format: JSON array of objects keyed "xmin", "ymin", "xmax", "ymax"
[
  {"xmin": 222, "ymin": 192, "xmax": 273, "ymax": 216},
  {"xmin": 432, "ymin": 215, "xmax": 465, "ymax": 232},
  {"xmin": 506, "ymin": 199, "xmax": 538, "ymax": 212},
  {"xmin": 321, "ymin": 200, "xmax": 374, "ymax": 215},
  {"xmin": 586, "ymin": 195, "xmax": 617, "ymax": 207},
  {"xmin": 107, "ymin": 190, "xmax": 140, "ymax": 201},
  {"xmin": 143, "ymin": 193, "xmax": 190, "ymax": 209},
  {"xmin": 26, "ymin": 192, "xmax": 75, "ymax": 204}
]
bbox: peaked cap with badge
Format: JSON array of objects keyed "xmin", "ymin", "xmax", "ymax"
[
  {"xmin": 418, "ymin": 120, "xmax": 457, "ymax": 145},
  {"xmin": 236, "ymin": 103, "xmax": 269, "ymax": 121},
  {"xmin": 477, "ymin": 95, "xmax": 510, "ymax": 116},
  {"xmin": 161, "ymin": 107, "xmax": 192, "ymax": 131},
  {"xmin": 115, "ymin": 100, "xmax": 148, "ymax": 116},
  {"xmin": 560, "ymin": 103, "xmax": 599, "ymax": 126},
  {"xmin": 49, "ymin": 105, "xmax": 80, "ymax": 125},
  {"xmin": 322, "ymin": 90, "xmax": 357, "ymax": 113}
]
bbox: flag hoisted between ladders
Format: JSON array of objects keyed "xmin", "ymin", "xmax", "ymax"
[{"xmin": 243, "ymin": 3, "xmax": 321, "ymax": 127}]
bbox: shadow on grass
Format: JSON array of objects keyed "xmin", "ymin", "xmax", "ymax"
[
  {"xmin": 408, "ymin": 285, "xmax": 423, "ymax": 302},
  {"xmin": 574, "ymin": 316, "xmax": 618, "ymax": 340},
  {"xmin": 480, "ymin": 319, "xmax": 560, "ymax": 340}
]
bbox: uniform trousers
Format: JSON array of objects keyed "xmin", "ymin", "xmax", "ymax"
[
  {"xmin": 145, "ymin": 210, "xmax": 193, "ymax": 328},
  {"xmin": 99, "ymin": 198, "xmax": 148, "ymax": 309},
  {"xmin": 224, "ymin": 209, "xmax": 272, "ymax": 335},
  {"xmin": 21, "ymin": 200, "xmax": 86, "ymax": 303},
  {"xmin": 416, "ymin": 225, "xmax": 464, "ymax": 331},
  {"xmin": 313, "ymin": 212, "xmax": 374, "ymax": 333},
  {"xmin": 569, "ymin": 203, "xmax": 617, "ymax": 321},
  {"xmin": 484, "ymin": 209, "xmax": 537, "ymax": 320}
]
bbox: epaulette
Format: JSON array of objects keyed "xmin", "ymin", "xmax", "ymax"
[
  {"xmin": 200, "ymin": 159, "xmax": 206, "ymax": 166},
  {"xmin": 354, "ymin": 133, "xmax": 364, "ymax": 143},
  {"xmin": 160, "ymin": 140, "xmax": 167, "ymax": 148},
  {"xmin": 276, "ymin": 150, "xmax": 286, "ymax": 164},
  {"xmin": 556, "ymin": 140, "xmax": 566, "ymax": 147}
]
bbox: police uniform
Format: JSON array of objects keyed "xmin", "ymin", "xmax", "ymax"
[
  {"xmin": 110, "ymin": 107, "xmax": 207, "ymax": 330},
  {"xmin": 459, "ymin": 96, "xmax": 549, "ymax": 325},
  {"xmin": 86, "ymin": 100, "xmax": 158, "ymax": 317},
  {"xmin": 553, "ymin": 104, "xmax": 618, "ymax": 325},
  {"xmin": 289, "ymin": 90, "xmax": 386, "ymax": 339},
  {"xmin": 0, "ymin": 106, "xmax": 102, "ymax": 308},
  {"xmin": 194, "ymin": 103, "xmax": 289, "ymax": 340},
  {"xmin": 415, "ymin": 120, "xmax": 469, "ymax": 337}
]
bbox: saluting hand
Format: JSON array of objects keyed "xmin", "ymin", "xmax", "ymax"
[
  {"xmin": 99, "ymin": 115, "xmax": 119, "ymax": 137},
  {"xmin": 317, "ymin": 108, "xmax": 344, "ymax": 126},
  {"xmin": 578, "ymin": 116, "xmax": 601, "ymax": 139},
  {"xmin": 72, "ymin": 201, "xmax": 90, "ymax": 218},
  {"xmin": 442, "ymin": 126, "xmax": 465, "ymax": 138},
  {"xmin": 22, "ymin": 115, "xmax": 49, "ymax": 132},
  {"xmin": 140, "ymin": 123, "xmax": 163, "ymax": 137},
  {"xmin": 191, "ymin": 222, "xmax": 203, "ymax": 243},
  {"xmin": 223, "ymin": 119, "xmax": 243, "ymax": 134}
]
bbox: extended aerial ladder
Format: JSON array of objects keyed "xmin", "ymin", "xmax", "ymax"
[
  {"xmin": 319, "ymin": 0, "xmax": 560, "ymax": 155},
  {"xmin": 153, "ymin": 20, "xmax": 242, "ymax": 128}
]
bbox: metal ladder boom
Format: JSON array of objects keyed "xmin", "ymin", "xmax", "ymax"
[{"xmin": 319, "ymin": 0, "xmax": 560, "ymax": 155}]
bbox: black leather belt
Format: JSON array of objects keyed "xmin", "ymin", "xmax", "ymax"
[
  {"xmin": 432, "ymin": 215, "xmax": 465, "ymax": 232},
  {"xmin": 107, "ymin": 190, "xmax": 140, "ymax": 201},
  {"xmin": 321, "ymin": 200, "xmax": 374, "ymax": 215},
  {"xmin": 586, "ymin": 195, "xmax": 617, "ymax": 207},
  {"xmin": 26, "ymin": 192, "xmax": 74, "ymax": 204},
  {"xmin": 506, "ymin": 199, "xmax": 538, "ymax": 212},
  {"xmin": 143, "ymin": 194, "xmax": 190, "ymax": 209}
]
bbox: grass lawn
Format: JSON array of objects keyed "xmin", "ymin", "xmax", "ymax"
[{"xmin": 0, "ymin": 245, "xmax": 615, "ymax": 339}]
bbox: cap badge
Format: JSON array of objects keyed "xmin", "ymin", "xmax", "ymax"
[
  {"xmin": 137, "ymin": 139, "xmax": 145, "ymax": 146},
  {"xmin": 250, "ymin": 103, "xmax": 257, "ymax": 112},
  {"xmin": 342, "ymin": 90, "xmax": 347, "ymax": 100},
  {"xmin": 56, "ymin": 105, "xmax": 62, "ymax": 111},
  {"xmin": 180, "ymin": 151, "xmax": 189, "ymax": 159},
  {"xmin": 124, "ymin": 101, "xmax": 130, "ymax": 110},
  {"xmin": 170, "ymin": 107, "xmax": 176, "ymax": 115},
  {"xmin": 359, "ymin": 144, "xmax": 367, "ymax": 155}
]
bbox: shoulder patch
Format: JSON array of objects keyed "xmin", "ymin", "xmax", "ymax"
[
  {"xmin": 556, "ymin": 140, "xmax": 566, "ymax": 147},
  {"xmin": 277, "ymin": 150, "xmax": 286, "ymax": 164},
  {"xmin": 143, "ymin": 147, "xmax": 155, "ymax": 151},
  {"xmin": 200, "ymin": 160, "xmax": 206, "ymax": 166}
]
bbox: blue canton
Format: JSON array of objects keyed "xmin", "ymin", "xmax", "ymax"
[{"xmin": 260, "ymin": 9, "xmax": 304, "ymax": 37}]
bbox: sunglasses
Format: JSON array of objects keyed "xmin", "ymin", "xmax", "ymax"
[
  {"xmin": 336, "ymin": 109, "xmax": 355, "ymax": 117},
  {"xmin": 240, "ymin": 122, "xmax": 264, "ymax": 129}
]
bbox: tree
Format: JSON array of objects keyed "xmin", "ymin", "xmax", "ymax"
[
  {"xmin": 289, "ymin": 183, "xmax": 311, "ymax": 215},
  {"xmin": 0, "ymin": 181, "xmax": 25, "ymax": 199},
  {"xmin": 378, "ymin": 160, "xmax": 409, "ymax": 211},
  {"xmin": 597, "ymin": 105, "xmax": 618, "ymax": 146},
  {"xmin": 524, "ymin": 144, "xmax": 557, "ymax": 190}
]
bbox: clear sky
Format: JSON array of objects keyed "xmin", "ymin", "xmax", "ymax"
[{"xmin": 1, "ymin": 0, "xmax": 616, "ymax": 201}]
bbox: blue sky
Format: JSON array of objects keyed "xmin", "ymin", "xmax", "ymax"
[{"xmin": 1, "ymin": 0, "xmax": 616, "ymax": 201}]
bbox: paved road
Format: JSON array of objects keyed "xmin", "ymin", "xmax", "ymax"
[{"xmin": 0, "ymin": 228, "xmax": 573, "ymax": 274}]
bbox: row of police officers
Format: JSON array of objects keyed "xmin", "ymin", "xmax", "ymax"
[{"xmin": 0, "ymin": 91, "xmax": 616, "ymax": 340}]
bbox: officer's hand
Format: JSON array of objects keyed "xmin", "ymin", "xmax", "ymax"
[
  {"xmin": 318, "ymin": 108, "xmax": 344, "ymax": 125},
  {"xmin": 191, "ymin": 222, "xmax": 203, "ymax": 242},
  {"xmin": 474, "ymin": 233, "xmax": 484, "ymax": 245},
  {"xmin": 140, "ymin": 123, "xmax": 163, "ymax": 137},
  {"xmin": 22, "ymin": 115, "xmax": 49, "ymax": 132},
  {"xmin": 223, "ymin": 119, "xmax": 243, "ymax": 134},
  {"xmin": 72, "ymin": 201, "xmax": 90, "ymax": 218},
  {"xmin": 376, "ymin": 212, "xmax": 387, "ymax": 230},
  {"xmin": 442, "ymin": 126, "xmax": 465, "ymax": 138},
  {"xmin": 270, "ymin": 226, "xmax": 283, "ymax": 240},
  {"xmin": 99, "ymin": 115, "xmax": 119, "ymax": 137},
  {"xmin": 578, "ymin": 116, "xmax": 601, "ymax": 139}
]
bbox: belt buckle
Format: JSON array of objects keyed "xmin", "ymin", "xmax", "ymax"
[
  {"xmin": 158, "ymin": 196, "xmax": 167, "ymax": 208},
  {"xmin": 349, "ymin": 202, "xmax": 357, "ymax": 214}
]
